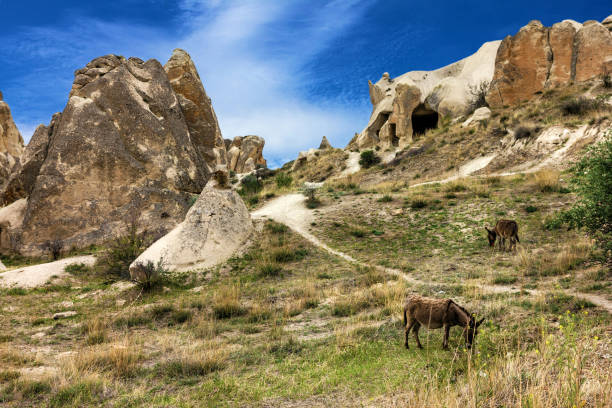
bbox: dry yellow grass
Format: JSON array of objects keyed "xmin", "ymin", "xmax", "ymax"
[
  {"xmin": 515, "ymin": 237, "xmax": 593, "ymax": 276},
  {"xmin": 532, "ymin": 168, "xmax": 561, "ymax": 192},
  {"xmin": 84, "ymin": 316, "xmax": 108, "ymax": 345},
  {"xmin": 65, "ymin": 343, "xmax": 141, "ymax": 378}
]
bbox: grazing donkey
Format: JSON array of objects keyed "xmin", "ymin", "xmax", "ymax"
[
  {"xmin": 485, "ymin": 219, "xmax": 520, "ymax": 251},
  {"xmin": 403, "ymin": 295, "xmax": 484, "ymax": 350}
]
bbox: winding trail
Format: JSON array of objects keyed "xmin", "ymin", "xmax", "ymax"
[{"xmin": 252, "ymin": 194, "xmax": 612, "ymax": 313}]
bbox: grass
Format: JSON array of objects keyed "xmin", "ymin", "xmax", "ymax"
[{"xmin": 1, "ymin": 166, "xmax": 610, "ymax": 407}]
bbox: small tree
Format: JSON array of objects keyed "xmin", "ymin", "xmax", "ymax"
[
  {"xmin": 560, "ymin": 131, "xmax": 612, "ymax": 261},
  {"xmin": 359, "ymin": 150, "xmax": 380, "ymax": 168},
  {"xmin": 467, "ymin": 81, "xmax": 490, "ymax": 114},
  {"xmin": 45, "ymin": 239, "xmax": 63, "ymax": 260}
]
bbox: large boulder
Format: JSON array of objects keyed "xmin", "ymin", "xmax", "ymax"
[
  {"xmin": 0, "ymin": 198, "xmax": 27, "ymax": 252},
  {"xmin": 164, "ymin": 49, "xmax": 228, "ymax": 173},
  {"xmin": 226, "ymin": 135, "xmax": 267, "ymax": 173},
  {"xmin": 129, "ymin": 184, "xmax": 253, "ymax": 276},
  {"xmin": 354, "ymin": 41, "xmax": 500, "ymax": 150},
  {"xmin": 573, "ymin": 21, "xmax": 612, "ymax": 82},
  {"xmin": 486, "ymin": 18, "xmax": 612, "ymax": 107},
  {"xmin": 3, "ymin": 55, "xmax": 211, "ymax": 256},
  {"xmin": 486, "ymin": 21, "xmax": 552, "ymax": 107}
]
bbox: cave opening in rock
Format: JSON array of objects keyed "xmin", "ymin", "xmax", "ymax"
[
  {"xmin": 411, "ymin": 104, "xmax": 438, "ymax": 136},
  {"xmin": 389, "ymin": 123, "xmax": 398, "ymax": 146},
  {"xmin": 376, "ymin": 113, "xmax": 390, "ymax": 139}
]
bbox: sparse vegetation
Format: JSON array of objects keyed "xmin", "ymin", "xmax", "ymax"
[
  {"xmin": 359, "ymin": 150, "xmax": 380, "ymax": 168},
  {"xmin": 94, "ymin": 220, "xmax": 150, "ymax": 279}
]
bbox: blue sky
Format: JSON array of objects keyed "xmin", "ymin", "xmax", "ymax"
[{"xmin": 1, "ymin": 1, "xmax": 610, "ymax": 167}]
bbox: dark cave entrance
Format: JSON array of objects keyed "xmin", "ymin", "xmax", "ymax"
[
  {"xmin": 411, "ymin": 104, "xmax": 438, "ymax": 135},
  {"xmin": 376, "ymin": 113, "xmax": 390, "ymax": 139},
  {"xmin": 389, "ymin": 123, "xmax": 399, "ymax": 146}
]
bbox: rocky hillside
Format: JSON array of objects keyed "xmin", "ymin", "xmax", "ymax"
[
  {"xmin": 350, "ymin": 17, "xmax": 612, "ymax": 153},
  {"xmin": 0, "ymin": 51, "xmax": 267, "ymax": 257}
]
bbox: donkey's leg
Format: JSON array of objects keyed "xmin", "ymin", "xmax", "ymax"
[
  {"xmin": 405, "ymin": 318, "xmax": 416, "ymax": 349},
  {"xmin": 442, "ymin": 324, "xmax": 450, "ymax": 349},
  {"xmin": 412, "ymin": 323, "xmax": 423, "ymax": 349}
]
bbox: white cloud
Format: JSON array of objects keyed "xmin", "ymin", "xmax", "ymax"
[{"xmin": 4, "ymin": 0, "xmax": 374, "ymax": 167}]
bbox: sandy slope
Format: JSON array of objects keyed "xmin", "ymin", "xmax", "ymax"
[{"xmin": 0, "ymin": 255, "xmax": 95, "ymax": 288}]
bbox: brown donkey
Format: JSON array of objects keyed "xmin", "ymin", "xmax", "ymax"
[
  {"xmin": 403, "ymin": 295, "xmax": 484, "ymax": 350},
  {"xmin": 486, "ymin": 219, "xmax": 520, "ymax": 251}
]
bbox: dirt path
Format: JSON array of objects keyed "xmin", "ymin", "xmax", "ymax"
[
  {"xmin": 252, "ymin": 194, "xmax": 612, "ymax": 313},
  {"xmin": 0, "ymin": 255, "xmax": 96, "ymax": 288}
]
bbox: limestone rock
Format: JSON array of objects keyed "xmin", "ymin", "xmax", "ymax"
[
  {"xmin": 129, "ymin": 184, "xmax": 253, "ymax": 276},
  {"xmin": 5, "ymin": 55, "xmax": 211, "ymax": 256},
  {"xmin": 0, "ymin": 198, "xmax": 27, "ymax": 252},
  {"xmin": 355, "ymin": 41, "xmax": 500, "ymax": 150},
  {"xmin": 486, "ymin": 19, "xmax": 612, "ymax": 108},
  {"xmin": 549, "ymin": 20, "xmax": 581, "ymax": 86},
  {"xmin": 573, "ymin": 21, "xmax": 612, "ymax": 82},
  {"xmin": 319, "ymin": 136, "xmax": 332, "ymax": 150},
  {"xmin": 0, "ymin": 113, "xmax": 60, "ymax": 206},
  {"xmin": 0, "ymin": 91, "xmax": 25, "ymax": 159},
  {"xmin": 486, "ymin": 21, "xmax": 551, "ymax": 107},
  {"xmin": 164, "ymin": 49, "xmax": 228, "ymax": 174},
  {"xmin": 226, "ymin": 135, "xmax": 267, "ymax": 173},
  {"xmin": 603, "ymin": 15, "xmax": 612, "ymax": 31},
  {"xmin": 462, "ymin": 107, "xmax": 491, "ymax": 127}
]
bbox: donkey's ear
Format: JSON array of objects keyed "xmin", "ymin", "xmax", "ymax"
[
  {"xmin": 476, "ymin": 318, "xmax": 485, "ymax": 327},
  {"xmin": 485, "ymin": 226, "xmax": 491, "ymax": 233}
]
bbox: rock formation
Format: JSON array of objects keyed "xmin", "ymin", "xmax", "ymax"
[
  {"xmin": 226, "ymin": 135, "xmax": 267, "ymax": 173},
  {"xmin": 164, "ymin": 49, "xmax": 228, "ymax": 174},
  {"xmin": 319, "ymin": 136, "xmax": 332, "ymax": 150},
  {"xmin": 354, "ymin": 41, "xmax": 500, "ymax": 150},
  {"xmin": 129, "ymin": 184, "xmax": 252, "ymax": 276},
  {"xmin": 1, "ymin": 54, "xmax": 214, "ymax": 256},
  {"xmin": 486, "ymin": 19, "xmax": 612, "ymax": 107},
  {"xmin": 461, "ymin": 107, "xmax": 491, "ymax": 127},
  {"xmin": 0, "ymin": 91, "xmax": 25, "ymax": 183}
]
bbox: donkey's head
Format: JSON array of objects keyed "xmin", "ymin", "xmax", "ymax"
[
  {"xmin": 464, "ymin": 315, "xmax": 485, "ymax": 349},
  {"xmin": 485, "ymin": 227, "xmax": 497, "ymax": 247}
]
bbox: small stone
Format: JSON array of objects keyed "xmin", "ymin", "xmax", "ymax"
[{"xmin": 52, "ymin": 311, "xmax": 77, "ymax": 320}]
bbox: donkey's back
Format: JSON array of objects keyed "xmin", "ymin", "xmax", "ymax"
[{"xmin": 495, "ymin": 219, "xmax": 519, "ymax": 239}]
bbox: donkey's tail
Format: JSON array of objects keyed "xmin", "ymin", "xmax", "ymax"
[
  {"xmin": 515, "ymin": 233, "xmax": 520, "ymax": 243},
  {"xmin": 403, "ymin": 307, "xmax": 407, "ymax": 326}
]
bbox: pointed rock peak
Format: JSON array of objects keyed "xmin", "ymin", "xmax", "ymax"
[
  {"xmin": 165, "ymin": 49, "xmax": 200, "ymax": 80},
  {"xmin": 319, "ymin": 136, "xmax": 332, "ymax": 150},
  {"xmin": 603, "ymin": 15, "xmax": 612, "ymax": 31},
  {"xmin": 0, "ymin": 90, "xmax": 25, "ymax": 159}
]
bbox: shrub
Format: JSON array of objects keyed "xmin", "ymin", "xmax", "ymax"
[
  {"xmin": 157, "ymin": 351, "xmax": 225, "ymax": 378},
  {"xmin": 559, "ymin": 131, "xmax": 612, "ymax": 261},
  {"xmin": 359, "ymin": 150, "xmax": 380, "ymax": 168},
  {"xmin": 95, "ymin": 221, "xmax": 150, "ymax": 279},
  {"xmin": 65, "ymin": 263, "xmax": 90, "ymax": 275},
  {"xmin": 258, "ymin": 262, "xmax": 283, "ymax": 277},
  {"xmin": 410, "ymin": 199, "xmax": 428, "ymax": 209},
  {"xmin": 525, "ymin": 205, "xmax": 538, "ymax": 213},
  {"xmin": 514, "ymin": 126, "xmax": 533, "ymax": 139},
  {"xmin": 45, "ymin": 239, "xmax": 63, "ymax": 260},
  {"xmin": 377, "ymin": 195, "xmax": 393, "ymax": 203},
  {"xmin": 603, "ymin": 73, "xmax": 612, "ymax": 89},
  {"xmin": 239, "ymin": 174, "xmax": 262, "ymax": 196},
  {"xmin": 532, "ymin": 169, "xmax": 560, "ymax": 192},
  {"xmin": 303, "ymin": 183, "xmax": 321, "ymax": 209},
  {"xmin": 84, "ymin": 317, "xmax": 107, "ymax": 345},
  {"xmin": 560, "ymin": 97, "xmax": 600, "ymax": 116},
  {"xmin": 275, "ymin": 173, "xmax": 293, "ymax": 188},
  {"xmin": 130, "ymin": 260, "xmax": 169, "ymax": 290},
  {"xmin": 350, "ymin": 228, "xmax": 366, "ymax": 238},
  {"xmin": 467, "ymin": 80, "xmax": 490, "ymax": 113}
]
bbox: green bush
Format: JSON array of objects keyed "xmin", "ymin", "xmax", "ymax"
[
  {"xmin": 560, "ymin": 97, "xmax": 601, "ymax": 116},
  {"xmin": 410, "ymin": 199, "xmax": 428, "ymax": 209},
  {"xmin": 94, "ymin": 222, "xmax": 150, "ymax": 279},
  {"xmin": 275, "ymin": 173, "xmax": 293, "ymax": 188},
  {"xmin": 359, "ymin": 150, "xmax": 380, "ymax": 168},
  {"xmin": 559, "ymin": 131, "xmax": 612, "ymax": 261},
  {"xmin": 525, "ymin": 205, "xmax": 538, "ymax": 213},
  {"xmin": 239, "ymin": 174, "xmax": 262, "ymax": 196},
  {"xmin": 377, "ymin": 195, "xmax": 393, "ymax": 203}
]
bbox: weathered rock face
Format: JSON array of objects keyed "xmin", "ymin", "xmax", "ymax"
[
  {"xmin": 319, "ymin": 136, "xmax": 332, "ymax": 150},
  {"xmin": 461, "ymin": 107, "xmax": 491, "ymax": 127},
  {"xmin": 3, "ymin": 55, "xmax": 212, "ymax": 255},
  {"xmin": 0, "ymin": 113, "xmax": 60, "ymax": 206},
  {"xmin": 0, "ymin": 91, "xmax": 25, "ymax": 159},
  {"xmin": 355, "ymin": 41, "xmax": 500, "ymax": 150},
  {"xmin": 0, "ymin": 91, "xmax": 25, "ymax": 183},
  {"xmin": 129, "ymin": 184, "xmax": 252, "ymax": 276},
  {"xmin": 164, "ymin": 49, "xmax": 228, "ymax": 174},
  {"xmin": 487, "ymin": 18, "xmax": 612, "ymax": 107},
  {"xmin": 226, "ymin": 135, "xmax": 267, "ymax": 173}
]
